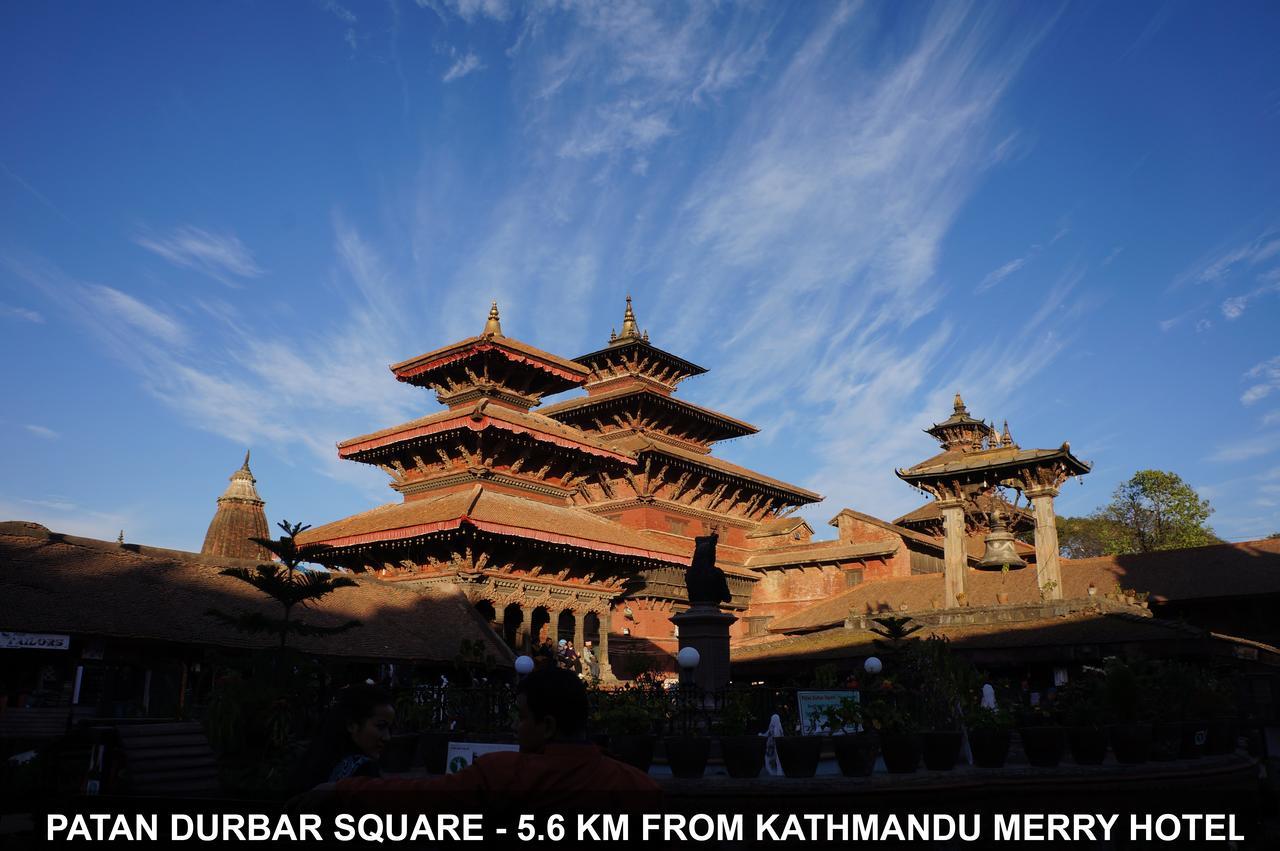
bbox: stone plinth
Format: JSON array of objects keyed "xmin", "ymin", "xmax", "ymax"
[{"xmin": 670, "ymin": 604, "xmax": 737, "ymax": 693}]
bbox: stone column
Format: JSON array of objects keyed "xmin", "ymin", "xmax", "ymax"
[
  {"xmin": 597, "ymin": 609, "xmax": 615, "ymax": 681},
  {"xmin": 1028, "ymin": 486, "xmax": 1063, "ymax": 600},
  {"xmin": 545, "ymin": 608, "xmax": 561, "ymax": 646},
  {"xmin": 938, "ymin": 498, "xmax": 968, "ymax": 608},
  {"xmin": 670, "ymin": 605, "xmax": 738, "ymax": 694},
  {"xmin": 572, "ymin": 609, "xmax": 585, "ymax": 650},
  {"xmin": 515, "ymin": 606, "xmax": 530, "ymax": 655}
]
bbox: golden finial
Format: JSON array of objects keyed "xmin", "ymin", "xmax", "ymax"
[
  {"xmin": 483, "ymin": 301, "xmax": 503, "ymax": 337},
  {"xmin": 1002, "ymin": 420, "xmax": 1013, "ymax": 446},
  {"xmin": 953, "ymin": 393, "xmax": 966, "ymax": 413},
  {"xmin": 241, "ymin": 449, "xmax": 251, "ymax": 472},
  {"xmin": 619, "ymin": 295, "xmax": 639, "ymax": 340}
]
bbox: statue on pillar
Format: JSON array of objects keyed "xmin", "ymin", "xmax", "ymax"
[{"xmin": 685, "ymin": 532, "xmax": 731, "ymax": 608}]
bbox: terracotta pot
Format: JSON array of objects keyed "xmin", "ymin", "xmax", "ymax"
[
  {"xmin": 663, "ymin": 736, "xmax": 710, "ymax": 779},
  {"xmin": 969, "ymin": 727, "xmax": 1011, "ymax": 768},
  {"xmin": 775, "ymin": 735, "xmax": 824, "ymax": 778},
  {"xmin": 879, "ymin": 732, "xmax": 922, "ymax": 773},
  {"xmin": 609, "ymin": 734, "xmax": 655, "ymax": 773},
  {"xmin": 921, "ymin": 730, "xmax": 963, "ymax": 770},
  {"xmin": 1018, "ymin": 726, "xmax": 1066, "ymax": 767},
  {"xmin": 832, "ymin": 732, "xmax": 878, "ymax": 777},
  {"xmin": 1109, "ymin": 722, "xmax": 1152, "ymax": 764},
  {"xmin": 719, "ymin": 735, "xmax": 766, "ymax": 778},
  {"xmin": 1068, "ymin": 726, "xmax": 1108, "ymax": 765}
]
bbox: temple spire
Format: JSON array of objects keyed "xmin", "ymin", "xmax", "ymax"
[
  {"xmin": 1002, "ymin": 420, "xmax": 1014, "ymax": 447},
  {"xmin": 483, "ymin": 301, "xmax": 503, "ymax": 337},
  {"xmin": 201, "ymin": 451, "xmax": 271, "ymax": 561},
  {"xmin": 611, "ymin": 295, "xmax": 645, "ymax": 344},
  {"xmin": 953, "ymin": 393, "xmax": 966, "ymax": 413}
]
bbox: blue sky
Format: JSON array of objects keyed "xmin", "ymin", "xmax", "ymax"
[{"xmin": 2, "ymin": 1, "xmax": 1278, "ymax": 550}]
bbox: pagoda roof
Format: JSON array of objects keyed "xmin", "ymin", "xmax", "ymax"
[
  {"xmin": 541, "ymin": 385, "xmax": 758, "ymax": 442},
  {"xmin": 390, "ymin": 334, "xmax": 589, "ymax": 393},
  {"xmin": 898, "ymin": 443, "xmax": 1092, "ymax": 483},
  {"xmin": 613, "ymin": 435, "xmax": 822, "ymax": 505},
  {"xmin": 575, "ymin": 338, "xmax": 708, "ymax": 384},
  {"xmin": 894, "ymin": 493, "xmax": 1033, "ymax": 528},
  {"xmin": 296, "ymin": 484, "xmax": 689, "ymax": 566},
  {"xmin": 744, "ymin": 540, "xmax": 899, "ymax": 570},
  {"xmin": 337, "ymin": 400, "xmax": 635, "ymax": 465}
]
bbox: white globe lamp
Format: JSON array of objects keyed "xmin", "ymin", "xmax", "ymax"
[
  {"xmin": 864, "ymin": 656, "xmax": 883, "ymax": 675},
  {"xmin": 515, "ymin": 655, "xmax": 535, "ymax": 675},
  {"xmin": 677, "ymin": 647, "xmax": 701, "ymax": 670}
]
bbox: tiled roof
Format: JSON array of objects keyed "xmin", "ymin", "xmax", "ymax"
[
  {"xmin": 390, "ymin": 335, "xmax": 589, "ymax": 384},
  {"xmin": 747, "ymin": 517, "xmax": 812, "ymax": 539},
  {"xmin": 734, "ymin": 612, "xmax": 1210, "ymax": 665},
  {"xmin": 0, "ymin": 523, "xmax": 512, "ymax": 664},
  {"xmin": 540, "ymin": 386, "xmax": 758, "ymax": 439},
  {"xmin": 336, "ymin": 400, "xmax": 635, "ymax": 464},
  {"xmin": 826, "ymin": 508, "xmax": 951, "ymax": 555},
  {"xmin": 899, "ymin": 444, "xmax": 1091, "ymax": 479},
  {"xmin": 574, "ymin": 339, "xmax": 707, "ymax": 380},
  {"xmin": 766, "ymin": 537, "xmax": 1280, "ymax": 633},
  {"xmin": 297, "ymin": 485, "xmax": 691, "ymax": 566},
  {"xmin": 745, "ymin": 540, "xmax": 899, "ymax": 570},
  {"xmin": 614, "ymin": 436, "xmax": 822, "ymax": 503},
  {"xmin": 894, "ymin": 494, "xmax": 1033, "ymax": 527}
]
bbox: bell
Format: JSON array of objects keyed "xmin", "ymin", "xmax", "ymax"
[{"xmin": 977, "ymin": 510, "xmax": 1027, "ymax": 571}]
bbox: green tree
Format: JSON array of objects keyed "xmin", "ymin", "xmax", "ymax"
[
  {"xmin": 207, "ymin": 520, "xmax": 361, "ymax": 649},
  {"xmin": 1091, "ymin": 470, "xmax": 1221, "ymax": 555},
  {"xmin": 1056, "ymin": 515, "xmax": 1125, "ymax": 559}
]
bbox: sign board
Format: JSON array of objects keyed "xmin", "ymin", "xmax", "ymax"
[
  {"xmin": 445, "ymin": 741, "xmax": 519, "ymax": 774},
  {"xmin": 1, "ymin": 632, "xmax": 71, "ymax": 651},
  {"xmin": 796, "ymin": 689, "xmax": 858, "ymax": 735}
]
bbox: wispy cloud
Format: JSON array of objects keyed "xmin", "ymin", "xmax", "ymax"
[
  {"xmin": 1207, "ymin": 432, "xmax": 1280, "ymax": 463},
  {"xmin": 1174, "ymin": 226, "xmax": 1280, "ymax": 289},
  {"xmin": 135, "ymin": 225, "xmax": 263, "ymax": 285},
  {"xmin": 1243, "ymin": 356, "xmax": 1280, "ymax": 405},
  {"xmin": 443, "ymin": 51, "xmax": 485, "ymax": 82},
  {"xmin": 0, "ymin": 302, "xmax": 44, "ymax": 323},
  {"xmin": 977, "ymin": 257, "xmax": 1027, "ymax": 292},
  {"xmin": 25, "ymin": 424, "xmax": 59, "ymax": 439},
  {"xmin": 84, "ymin": 285, "xmax": 187, "ymax": 346}
]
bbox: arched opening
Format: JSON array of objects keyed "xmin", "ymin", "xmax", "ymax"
[
  {"xmin": 583, "ymin": 611, "xmax": 601, "ymax": 645},
  {"xmin": 557, "ymin": 610, "xmax": 576, "ymax": 646},
  {"xmin": 530, "ymin": 607, "xmax": 551, "ymax": 649},
  {"xmin": 502, "ymin": 603, "xmax": 523, "ymax": 649}
]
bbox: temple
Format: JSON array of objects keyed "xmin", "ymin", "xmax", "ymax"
[
  {"xmin": 278, "ymin": 299, "xmax": 1091, "ymax": 675},
  {"xmin": 200, "ymin": 451, "xmax": 271, "ymax": 562}
]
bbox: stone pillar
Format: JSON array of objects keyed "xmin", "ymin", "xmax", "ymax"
[
  {"xmin": 1028, "ymin": 486, "xmax": 1063, "ymax": 601},
  {"xmin": 572, "ymin": 610, "xmax": 585, "ymax": 650},
  {"xmin": 545, "ymin": 608, "xmax": 561, "ymax": 646},
  {"xmin": 515, "ymin": 607, "xmax": 530, "ymax": 655},
  {"xmin": 670, "ymin": 605, "xmax": 738, "ymax": 694},
  {"xmin": 597, "ymin": 610, "xmax": 615, "ymax": 681},
  {"xmin": 938, "ymin": 498, "xmax": 968, "ymax": 608}
]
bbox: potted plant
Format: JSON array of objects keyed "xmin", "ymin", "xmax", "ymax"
[
  {"xmin": 1103, "ymin": 659, "xmax": 1152, "ymax": 764},
  {"xmin": 663, "ymin": 686, "xmax": 710, "ymax": 779},
  {"xmin": 591, "ymin": 680, "xmax": 662, "ymax": 773},
  {"xmin": 967, "ymin": 705, "xmax": 1013, "ymax": 768},
  {"xmin": 1057, "ymin": 675, "xmax": 1108, "ymax": 765},
  {"xmin": 995, "ymin": 564, "xmax": 1011, "ymax": 605},
  {"xmin": 913, "ymin": 636, "xmax": 974, "ymax": 771},
  {"xmin": 865, "ymin": 696, "xmax": 919, "ymax": 773},
  {"xmin": 1017, "ymin": 702, "xmax": 1066, "ymax": 768},
  {"xmin": 775, "ymin": 706, "xmax": 826, "ymax": 778},
  {"xmin": 713, "ymin": 691, "xmax": 767, "ymax": 778},
  {"xmin": 828, "ymin": 696, "xmax": 878, "ymax": 777}
]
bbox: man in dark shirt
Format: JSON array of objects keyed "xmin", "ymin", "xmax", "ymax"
[{"xmin": 324, "ymin": 668, "xmax": 659, "ymax": 814}]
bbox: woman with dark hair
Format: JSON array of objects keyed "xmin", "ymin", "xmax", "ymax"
[{"xmin": 294, "ymin": 684, "xmax": 395, "ymax": 791}]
